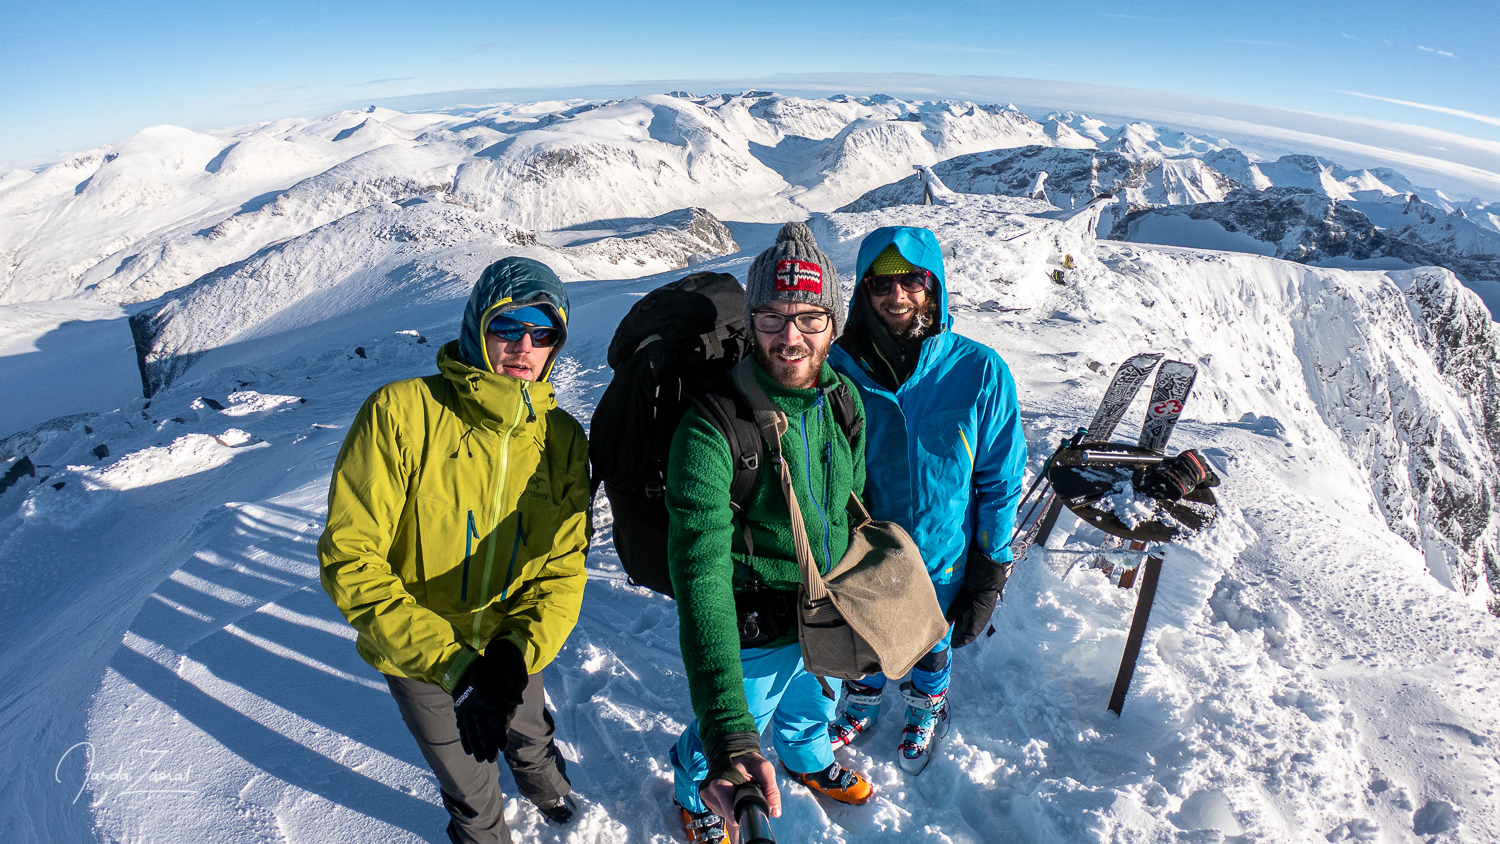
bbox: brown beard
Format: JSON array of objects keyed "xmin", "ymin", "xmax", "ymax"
[
  {"xmin": 753, "ymin": 336, "xmax": 832, "ymax": 390},
  {"xmin": 894, "ymin": 295, "xmax": 939, "ymax": 341}
]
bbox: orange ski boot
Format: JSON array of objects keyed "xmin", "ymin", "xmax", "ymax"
[
  {"xmin": 676, "ymin": 800, "xmax": 729, "ymax": 844},
  {"xmin": 783, "ymin": 761, "xmax": 874, "ymax": 805}
]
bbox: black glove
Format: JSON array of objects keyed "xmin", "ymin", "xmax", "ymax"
[
  {"xmin": 947, "ymin": 545, "xmax": 1011, "ymax": 649},
  {"xmin": 451, "ymin": 639, "xmax": 529, "ymax": 763},
  {"xmin": 1136, "ymin": 449, "xmax": 1220, "ymax": 501}
]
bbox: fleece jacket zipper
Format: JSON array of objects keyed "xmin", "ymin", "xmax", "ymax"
[{"xmin": 801, "ymin": 397, "xmax": 834, "ymax": 571}]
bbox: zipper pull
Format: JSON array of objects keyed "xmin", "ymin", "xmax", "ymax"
[{"xmin": 520, "ymin": 384, "xmax": 537, "ymax": 423}]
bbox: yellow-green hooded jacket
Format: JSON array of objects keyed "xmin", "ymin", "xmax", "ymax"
[{"xmin": 319, "ymin": 257, "xmax": 589, "ymax": 693}]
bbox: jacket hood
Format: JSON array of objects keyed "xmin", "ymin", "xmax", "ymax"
[
  {"xmin": 851, "ymin": 226, "xmax": 950, "ymax": 329},
  {"xmin": 459, "ymin": 257, "xmax": 571, "ymax": 380}
]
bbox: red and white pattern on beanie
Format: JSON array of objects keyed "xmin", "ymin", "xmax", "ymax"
[{"xmin": 774, "ymin": 259, "xmax": 823, "ymax": 294}]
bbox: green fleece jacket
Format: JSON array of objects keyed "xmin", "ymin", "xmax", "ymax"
[{"xmin": 666, "ymin": 360, "xmax": 866, "ymax": 757}]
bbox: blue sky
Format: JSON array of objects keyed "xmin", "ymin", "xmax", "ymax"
[{"xmin": 3, "ymin": 0, "xmax": 1498, "ymax": 169}]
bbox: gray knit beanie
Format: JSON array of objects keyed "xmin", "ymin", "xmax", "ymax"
[{"xmin": 744, "ymin": 222, "xmax": 844, "ymax": 337}]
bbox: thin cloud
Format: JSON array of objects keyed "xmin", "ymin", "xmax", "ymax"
[
  {"xmin": 1418, "ymin": 45, "xmax": 1456, "ymax": 58},
  {"xmin": 1339, "ymin": 90, "xmax": 1500, "ymax": 128},
  {"xmin": 473, "ymin": 42, "xmax": 497, "ymax": 52},
  {"xmin": 1341, "ymin": 33, "xmax": 1362, "ymax": 42},
  {"xmin": 354, "ymin": 77, "xmax": 415, "ymax": 87},
  {"xmin": 895, "ymin": 42, "xmax": 1017, "ymax": 55},
  {"xmin": 1217, "ymin": 37, "xmax": 1292, "ymax": 49},
  {"xmin": 1106, "ymin": 12, "xmax": 1176, "ymax": 22}
]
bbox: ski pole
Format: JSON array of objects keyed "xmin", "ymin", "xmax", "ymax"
[
  {"xmin": 1078, "ymin": 450, "xmax": 1166, "ymax": 465},
  {"xmin": 1007, "ymin": 429, "xmax": 1084, "ymax": 547},
  {"xmin": 733, "ymin": 783, "xmax": 776, "ymax": 844}
]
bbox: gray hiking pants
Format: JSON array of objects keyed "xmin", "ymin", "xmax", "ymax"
[{"xmin": 385, "ymin": 672, "xmax": 570, "ymax": 844}]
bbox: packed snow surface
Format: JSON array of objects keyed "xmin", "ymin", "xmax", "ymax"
[{"xmin": 3, "ymin": 190, "xmax": 1499, "ymax": 844}]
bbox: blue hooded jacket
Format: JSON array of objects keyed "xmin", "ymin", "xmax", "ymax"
[
  {"xmin": 459, "ymin": 257, "xmax": 571, "ymax": 380},
  {"xmin": 829, "ymin": 226, "xmax": 1027, "ymax": 585}
]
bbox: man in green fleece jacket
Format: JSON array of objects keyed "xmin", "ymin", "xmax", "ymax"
[{"xmin": 666, "ymin": 223, "xmax": 875, "ymax": 844}]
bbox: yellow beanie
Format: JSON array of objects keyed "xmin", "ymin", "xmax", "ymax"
[{"xmin": 869, "ymin": 244, "xmax": 914, "ymax": 275}]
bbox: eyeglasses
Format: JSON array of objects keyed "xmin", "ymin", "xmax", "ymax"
[
  {"xmin": 865, "ymin": 271, "xmax": 934, "ymax": 297},
  {"xmin": 487, "ymin": 316, "xmax": 561, "ymax": 347},
  {"xmin": 750, "ymin": 310, "xmax": 833, "ymax": 335}
]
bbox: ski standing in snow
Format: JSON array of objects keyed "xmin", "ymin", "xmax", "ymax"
[
  {"xmin": 827, "ymin": 226, "xmax": 1028, "ymax": 773},
  {"xmin": 318, "ymin": 257, "xmax": 589, "ymax": 843},
  {"xmin": 664, "ymin": 223, "xmax": 876, "ymax": 844}
]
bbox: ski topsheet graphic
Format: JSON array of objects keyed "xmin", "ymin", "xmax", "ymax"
[
  {"xmin": 1139, "ymin": 360, "xmax": 1197, "ymax": 452},
  {"xmin": 1083, "ymin": 353, "xmax": 1163, "ymax": 443}
]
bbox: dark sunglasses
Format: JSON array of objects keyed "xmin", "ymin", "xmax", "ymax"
[
  {"xmin": 487, "ymin": 317, "xmax": 561, "ymax": 347},
  {"xmin": 865, "ymin": 270, "xmax": 934, "ymax": 297},
  {"xmin": 750, "ymin": 310, "xmax": 833, "ymax": 334}
]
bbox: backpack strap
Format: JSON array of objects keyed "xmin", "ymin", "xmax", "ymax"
[
  {"xmin": 687, "ymin": 387, "xmax": 762, "ymax": 516},
  {"xmin": 643, "ymin": 340, "xmax": 680, "ymax": 497},
  {"xmin": 824, "ymin": 379, "xmax": 864, "ymax": 446},
  {"xmin": 688, "ymin": 378, "xmax": 765, "ymax": 569}
]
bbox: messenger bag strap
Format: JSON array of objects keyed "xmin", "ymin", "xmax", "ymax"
[
  {"xmin": 847, "ymin": 492, "xmax": 873, "ymax": 528},
  {"xmin": 731, "ymin": 360, "xmax": 829, "ymax": 603}
]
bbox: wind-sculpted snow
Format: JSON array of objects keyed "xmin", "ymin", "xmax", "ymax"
[{"xmin": 129, "ymin": 202, "xmax": 737, "ymax": 396}]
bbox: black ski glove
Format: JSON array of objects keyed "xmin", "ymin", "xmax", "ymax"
[
  {"xmin": 947, "ymin": 545, "xmax": 1012, "ymax": 649},
  {"xmin": 1136, "ymin": 449, "xmax": 1220, "ymax": 501},
  {"xmin": 451, "ymin": 639, "xmax": 529, "ymax": 763}
]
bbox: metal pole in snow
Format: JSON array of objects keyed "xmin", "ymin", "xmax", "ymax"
[{"xmin": 1107, "ymin": 554, "xmax": 1164, "ymax": 715}]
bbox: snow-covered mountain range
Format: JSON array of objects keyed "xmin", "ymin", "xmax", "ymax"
[
  {"xmin": 3, "ymin": 92, "xmax": 1500, "ymax": 843},
  {"xmin": 845, "ymin": 136, "xmax": 1500, "ymax": 305}
]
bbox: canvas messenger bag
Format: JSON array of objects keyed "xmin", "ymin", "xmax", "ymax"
[{"xmin": 732, "ymin": 362, "xmax": 948, "ymax": 682}]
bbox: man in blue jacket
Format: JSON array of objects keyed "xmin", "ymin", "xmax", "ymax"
[{"xmin": 827, "ymin": 225, "xmax": 1027, "ymax": 773}]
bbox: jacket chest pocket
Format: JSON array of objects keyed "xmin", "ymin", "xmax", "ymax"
[
  {"xmin": 413, "ymin": 493, "xmax": 473, "ymax": 612},
  {"xmin": 914, "ymin": 410, "xmax": 974, "ymax": 492}
]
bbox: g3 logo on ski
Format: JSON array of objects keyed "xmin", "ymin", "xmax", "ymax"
[{"xmin": 1149, "ymin": 399, "xmax": 1183, "ymax": 418}]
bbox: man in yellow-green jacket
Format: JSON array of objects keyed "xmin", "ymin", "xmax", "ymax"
[{"xmin": 319, "ymin": 256, "xmax": 590, "ymax": 844}]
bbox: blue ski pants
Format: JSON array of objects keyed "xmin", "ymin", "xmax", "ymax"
[{"xmin": 670, "ymin": 642, "xmax": 836, "ymax": 813}]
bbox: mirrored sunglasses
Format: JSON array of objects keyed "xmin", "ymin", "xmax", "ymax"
[
  {"xmin": 487, "ymin": 316, "xmax": 561, "ymax": 347},
  {"xmin": 866, "ymin": 270, "xmax": 934, "ymax": 296},
  {"xmin": 750, "ymin": 310, "xmax": 833, "ymax": 334}
]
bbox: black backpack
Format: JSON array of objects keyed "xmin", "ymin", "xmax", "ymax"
[{"xmin": 591, "ymin": 272, "xmax": 863, "ymax": 598}]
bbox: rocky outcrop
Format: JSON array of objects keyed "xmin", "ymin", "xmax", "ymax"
[
  {"xmin": 1282, "ymin": 266, "xmax": 1500, "ymax": 615},
  {"xmin": 841, "ymin": 146, "xmax": 1237, "ymax": 213},
  {"xmin": 564, "ymin": 207, "xmax": 737, "ymax": 269},
  {"xmin": 1401, "ymin": 270, "xmax": 1500, "ymax": 612},
  {"xmin": 1112, "ymin": 193, "xmax": 1500, "ymax": 284}
]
